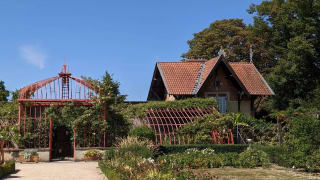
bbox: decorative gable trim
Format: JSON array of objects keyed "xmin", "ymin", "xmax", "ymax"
[
  {"xmin": 192, "ymin": 61, "xmax": 205, "ymax": 94},
  {"xmin": 156, "ymin": 62, "xmax": 170, "ymax": 94}
]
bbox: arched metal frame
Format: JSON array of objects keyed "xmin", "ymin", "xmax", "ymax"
[
  {"xmin": 142, "ymin": 107, "xmax": 219, "ymax": 145},
  {"xmin": 17, "ymin": 65, "xmax": 106, "ymax": 161}
]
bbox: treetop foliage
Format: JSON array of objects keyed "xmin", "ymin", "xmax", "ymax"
[
  {"xmin": 183, "ymin": 0, "xmax": 320, "ymax": 111},
  {"xmin": 0, "ymin": 81, "xmax": 9, "ymax": 102}
]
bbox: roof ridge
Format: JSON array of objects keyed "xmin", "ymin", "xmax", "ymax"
[
  {"xmin": 157, "ymin": 61, "xmax": 204, "ymax": 63},
  {"xmin": 192, "ymin": 61, "xmax": 206, "ymax": 94},
  {"xmin": 228, "ymin": 61, "xmax": 251, "ymax": 64}
]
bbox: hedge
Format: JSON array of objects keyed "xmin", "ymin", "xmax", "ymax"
[
  {"xmin": 158, "ymin": 144, "xmax": 249, "ymax": 155},
  {"xmin": 0, "ymin": 160, "xmax": 15, "ymax": 178},
  {"xmin": 125, "ymin": 98, "xmax": 217, "ymax": 118},
  {"xmin": 253, "ymin": 145, "xmax": 286, "ymax": 166},
  {"xmin": 158, "ymin": 144, "xmax": 285, "ymax": 164}
]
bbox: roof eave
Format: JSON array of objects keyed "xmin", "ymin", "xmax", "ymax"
[
  {"xmin": 156, "ymin": 62, "xmax": 171, "ymax": 94},
  {"xmin": 251, "ymin": 65, "xmax": 275, "ymax": 96},
  {"xmin": 195, "ymin": 55, "xmax": 224, "ymax": 94}
]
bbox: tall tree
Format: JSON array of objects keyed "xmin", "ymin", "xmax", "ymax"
[
  {"xmin": 0, "ymin": 81, "xmax": 9, "ymax": 102},
  {"xmin": 182, "ymin": 19, "xmax": 273, "ymax": 72},
  {"xmin": 249, "ymin": 0, "xmax": 320, "ymax": 110}
]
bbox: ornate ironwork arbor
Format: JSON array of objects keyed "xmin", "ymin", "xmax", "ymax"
[{"xmin": 17, "ymin": 65, "xmax": 106, "ymax": 161}]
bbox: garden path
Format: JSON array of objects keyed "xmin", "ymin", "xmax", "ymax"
[{"xmin": 3, "ymin": 161, "xmax": 106, "ymax": 180}]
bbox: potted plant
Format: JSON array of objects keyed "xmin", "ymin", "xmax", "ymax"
[
  {"xmin": 84, "ymin": 149, "xmax": 102, "ymax": 161},
  {"xmin": 19, "ymin": 149, "xmax": 39, "ymax": 163}
]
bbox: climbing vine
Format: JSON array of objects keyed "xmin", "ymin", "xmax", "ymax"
[{"xmin": 124, "ymin": 98, "xmax": 218, "ymax": 118}]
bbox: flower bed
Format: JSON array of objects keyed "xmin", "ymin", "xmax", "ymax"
[
  {"xmin": 99, "ymin": 136, "xmax": 273, "ymax": 179},
  {"xmin": 84, "ymin": 149, "xmax": 103, "ymax": 161},
  {"xmin": 99, "ymin": 137, "xmax": 198, "ymax": 180},
  {"xmin": 158, "ymin": 148, "xmax": 270, "ymax": 170}
]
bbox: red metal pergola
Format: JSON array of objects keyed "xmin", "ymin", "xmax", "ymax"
[
  {"xmin": 17, "ymin": 65, "xmax": 106, "ymax": 161},
  {"xmin": 140, "ymin": 107, "xmax": 235, "ymax": 145}
]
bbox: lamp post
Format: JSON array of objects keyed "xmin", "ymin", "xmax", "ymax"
[{"xmin": 247, "ymin": 139, "xmax": 252, "ymax": 150}]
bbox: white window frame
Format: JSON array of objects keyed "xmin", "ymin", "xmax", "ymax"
[{"xmin": 205, "ymin": 92, "xmax": 229, "ymax": 113}]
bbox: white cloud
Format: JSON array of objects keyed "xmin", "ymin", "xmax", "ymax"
[{"xmin": 19, "ymin": 45, "xmax": 46, "ymax": 69}]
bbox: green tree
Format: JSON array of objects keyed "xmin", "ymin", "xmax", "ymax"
[
  {"xmin": 11, "ymin": 90, "xmax": 20, "ymax": 102},
  {"xmin": 249, "ymin": 0, "xmax": 320, "ymax": 110},
  {"xmin": 0, "ymin": 81, "xmax": 9, "ymax": 102},
  {"xmin": 182, "ymin": 19, "xmax": 273, "ymax": 72},
  {"xmin": 0, "ymin": 125, "xmax": 20, "ymax": 164},
  {"xmin": 83, "ymin": 72, "xmax": 130, "ymax": 142}
]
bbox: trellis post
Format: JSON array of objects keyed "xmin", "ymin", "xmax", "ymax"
[
  {"xmin": 49, "ymin": 118, "xmax": 53, "ymax": 161},
  {"xmin": 73, "ymin": 128, "xmax": 76, "ymax": 161}
]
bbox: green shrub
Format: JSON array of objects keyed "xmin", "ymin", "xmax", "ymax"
[
  {"xmin": 98, "ymin": 161, "xmax": 121, "ymax": 180},
  {"xmin": 145, "ymin": 169, "xmax": 176, "ymax": 180},
  {"xmin": 158, "ymin": 148, "xmax": 224, "ymax": 169},
  {"xmin": 84, "ymin": 149, "xmax": 103, "ymax": 160},
  {"xmin": 104, "ymin": 148, "xmax": 116, "ymax": 160},
  {"xmin": 125, "ymin": 98, "xmax": 217, "ymax": 118},
  {"xmin": 0, "ymin": 160, "xmax": 15, "ymax": 178},
  {"xmin": 306, "ymin": 149, "xmax": 320, "ymax": 172},
  {"xmin": 129, "ymin": 126, "xmax": 155, "ymax": 141},
  {"xmin": 119, "ymin": 144, "xmax": 153, "ymax": 159},
  {"xmin": 253, "ymin": 145, "xmax": 286, "ymax": 165},
  {"xmin": 116, "ymin": 136, "xmax": 155, "ymax": 152},
  {"xmin": 218, "ymin": 152, "xmax": 239, "ymax": 167},
  {"xmin": 239, "ymin": 149, "xmax": 270, "ymax": 168},
  {"xmin": 282, "ymin": 110, "xmax": 320, "ymax": 169}
]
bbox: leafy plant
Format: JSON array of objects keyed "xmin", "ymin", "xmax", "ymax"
[
  {"xmin": 129, "ymin": 125, "xmax": 155, "ymax": 141},
  {"xmin": 0, "ymin": 160, "xmax": 15, "ymax": 178},
  {"xmin": 119, "ymin": 144, "xmax": 153, "ymax": 159},
  {"xmin": 177, "ymin": 113, "xmax": 240, "ymax": 144},
  {"xmin": 0, "ymin": 125, "xmax": 20, "ymax": 164},
  {"xmin": 116, "ymin": 136, "xmax": 155, "ymax": 152},
  {"xmin": 306, "ymin": 149, "xmax": 320, "ymax": 172},
  {"xmin": 124, "ymin": 98, "xmax": 217, "ymax": 118},
  {"xmin": 238, "ymin": 149, "xmax": 270, "ymax": 168},
  {"xmin": 19, "ymin": 149, "xmax": 38, "ymax": 161},
  {"xmin": 84, "ymin": 149, "xmax": 103, "ymax": 160}
]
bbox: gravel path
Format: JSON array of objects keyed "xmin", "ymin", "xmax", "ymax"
[{"xmin": 3, "ymin": 161, "xmax": 106, "ymax": 180}]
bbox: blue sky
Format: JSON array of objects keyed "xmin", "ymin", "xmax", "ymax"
[{"xmin": 0, "ymin": 0, "xmax": 263, "ymax": 101}]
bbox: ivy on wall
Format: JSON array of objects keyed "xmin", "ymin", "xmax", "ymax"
[{"xmin": 124, "ymin": 98, "xmax": 218, "ymax": 118}]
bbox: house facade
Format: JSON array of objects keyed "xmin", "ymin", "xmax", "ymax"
[{"xmin": 147, "ymin": 55, "xmax": 274, "ymax": 115}]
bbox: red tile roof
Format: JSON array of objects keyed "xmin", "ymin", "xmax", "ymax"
[
  {"xmin": 200, "ymin": 57, "xmax": 219, "ymax": 87},
  {"xmin": 156, "ymin": 57, "xmax": 274, "ymax": 96},
  {"xmin": 228, "ymin": 62, "xmax": 274, "ymax": 95},
  {"xmin": 157, "ymin": 61, "xmax": 203, "ymax": 94}
]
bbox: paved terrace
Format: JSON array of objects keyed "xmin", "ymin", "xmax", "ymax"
[{"xmin": 3, "ymin": 161, "xmax": 106, "ymax": 180}]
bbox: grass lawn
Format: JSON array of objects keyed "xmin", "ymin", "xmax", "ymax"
[{"xmin": 194, "ymin": 165, "xmax": 320, "ymax": 180}]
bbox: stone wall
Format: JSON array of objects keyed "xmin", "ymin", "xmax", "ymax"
[{"xmin": 4, "ymin": 149, "xmax": 50, "ymax": 162}]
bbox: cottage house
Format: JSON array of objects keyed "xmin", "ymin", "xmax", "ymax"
[{"xmin": 147, "ymin": 54, "xmax": 274, "ymax": 115}]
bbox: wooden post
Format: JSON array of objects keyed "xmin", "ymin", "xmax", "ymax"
[
  {"xmin": 49, "ymin": 118, "xmax": 53, "ymax": 161},
  {"xmin": 0, "ymin": 141, "xmax": 4, "ymax": 164},
  {"xmin": 18, "ymin": 103, "xmax": 22, "ymax": 130},
  {"xmin": 277, "ymin": 119, "xmax": 283, "ymax": 145},
  {"xmin": 73, "ymin": 128, "xmax": 76, "ymax": 161}
]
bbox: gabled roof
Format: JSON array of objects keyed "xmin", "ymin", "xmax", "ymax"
[
  {"xmin": 228, "ymin": 62, "xmax": 274, "ymax": 95},
  {"xmin": 151, "ymin": 56, "xmax": 274, "ymax": 96},
  {"xmin": 157, "ymin": 61, "xmax": 204, "ymax": 95}
]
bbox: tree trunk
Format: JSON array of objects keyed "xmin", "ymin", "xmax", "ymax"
[
  {"xmin": 0, "ymin": 141, "xmax": 4, "ymax": 164},
  {"xmin": 277, "ymin": 119, "xmax": 282, "ymax": 145}
]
